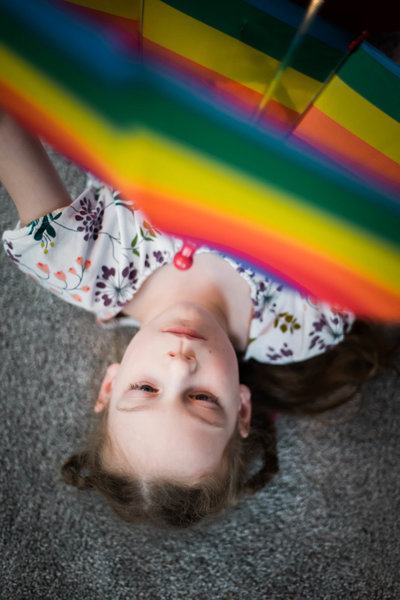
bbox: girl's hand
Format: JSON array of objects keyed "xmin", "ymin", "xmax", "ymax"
[{"xmin": 0, "ymin": 112, "xmax": 71, "ymax": 226}]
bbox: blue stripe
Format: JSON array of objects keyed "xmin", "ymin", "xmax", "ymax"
[
  {"xmin": 362, "ymin": 40, "xmax": 400, "ymax": 77},
  {"xmin": 0, "ymin": 0, "xmax": 137, "ymax": 83},
  {"xmin": 244, "ymin": 0, "xmax": 352, "ymax": 51}
]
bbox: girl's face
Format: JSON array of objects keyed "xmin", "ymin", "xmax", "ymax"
[{"xmin": 95, "ymin": 302, "xmax": 252, "ymax": 482}]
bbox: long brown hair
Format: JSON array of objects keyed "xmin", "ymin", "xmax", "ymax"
[{"xmin": 62, "ymin": 319, "xmax": 399, "ymax": 527}]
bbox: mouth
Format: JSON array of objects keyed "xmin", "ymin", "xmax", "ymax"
[{"xmin": 163, "ymin": 327, "xmax": 206, "ymax": 340}]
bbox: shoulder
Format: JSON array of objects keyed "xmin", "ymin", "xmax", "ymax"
[{"xmin": 245, "ymin": 285, "xmax": 355, "ymax": 364}]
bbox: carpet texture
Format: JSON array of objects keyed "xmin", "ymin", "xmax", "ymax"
[{"xmin": 1, "ymin": 151, "xmax": 399, "ymax": 600}]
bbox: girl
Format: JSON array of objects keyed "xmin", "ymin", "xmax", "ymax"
[{"xmin": 1, "ymin": 111, "xmax": 397, "ymax": 528}]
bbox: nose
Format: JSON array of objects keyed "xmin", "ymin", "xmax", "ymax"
[{"xmin": 167, "ymin": 350, "xmax": 197, "ymax": 374}]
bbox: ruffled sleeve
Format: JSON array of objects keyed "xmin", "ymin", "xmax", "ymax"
[{"xmin": 244, "ymin": 286, "xmax": 355, "ymax": 364}]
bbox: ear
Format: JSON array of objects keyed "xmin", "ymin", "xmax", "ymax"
[
  {"xmin": 94, "ymin": 363, "xmax": 120, "ymax": 413},
  {"xmin": 237, "ymin": 384, "xmax": 252, "ymax": 438}
]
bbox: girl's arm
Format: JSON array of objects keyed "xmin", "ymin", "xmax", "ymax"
[{"xmin": 0, "ymin": 111, "xmax": 71, "ymax": 226}]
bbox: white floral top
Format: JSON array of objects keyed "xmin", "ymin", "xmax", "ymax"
[{"xmin": 2, "ymin": 184, "xmax": 354, "ymax": 364}]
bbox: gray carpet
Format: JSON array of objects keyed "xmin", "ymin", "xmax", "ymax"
[{"xmin": 1, "ymin": 151, "xmax": 399, "ymax": 600}]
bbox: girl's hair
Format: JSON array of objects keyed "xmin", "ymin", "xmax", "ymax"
[
  {"xmin": 61, "ymin": 405, "xmax": 278, "ymax": 528},
  {"xmin": 62, "ymin": 319, "xmax": 399, "ymax": 528},
  {"xmin": 238, "ymin": 320, "xmax": 399, "ymax": 415}
]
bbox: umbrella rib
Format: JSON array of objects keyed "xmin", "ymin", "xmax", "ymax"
[{"xmin": 252, "ymin": 0, "xmax": 325, "ymax": 124}]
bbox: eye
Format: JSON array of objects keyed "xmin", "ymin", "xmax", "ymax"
[
  {"xmin": 129, "ymin": 383, "xmax": 157, "ymax": 393},
  {"xmin": 190, "ymin": 392, "xmax": 219, "ymax": 405}
]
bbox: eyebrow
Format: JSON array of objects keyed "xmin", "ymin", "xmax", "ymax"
[{"xmin": 116, "ymin": 402, "xmax": 225, "ymax": 429}]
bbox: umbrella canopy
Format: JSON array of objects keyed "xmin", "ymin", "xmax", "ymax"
[
  {"xmin": 0, "ymin": 0, "xmax": 399, "ymax": 319},
  {"xmin": 62, "ymin": 0, "xmax": 400, "ymax": 193}
]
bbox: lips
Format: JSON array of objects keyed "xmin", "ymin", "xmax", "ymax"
[{"xmin": 163, "ymin": 327, "xmax": 205, "ymax": 340}]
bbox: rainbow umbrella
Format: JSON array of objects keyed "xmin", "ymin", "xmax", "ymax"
[{"xmin": 0, "ymin": 0, "xmax": 399, "ymax": 319}]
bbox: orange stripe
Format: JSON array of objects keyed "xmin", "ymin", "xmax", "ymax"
[
  {"xmin": 143, "ymin": 38, "xmax": 300, "ymax": 131},
  {"xmin": 0, "ymin": 81, "xmax": 115, "ymax": 184},
  {"xmin": 121, "ymin": 183, "xmax": 400, "ymax": 321},
  {"xmin": 293, "ymin": 106, "xmax": 400, "ymax": 191}
]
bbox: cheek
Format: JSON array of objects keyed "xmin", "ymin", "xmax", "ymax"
[
  {"xmin": 122, "ymin": 332, "xmax": 157, "ymax": 366},
  {"xmin": 212, "ymin": 351, "xmax": 239, "ymax": 386},
  {"xmin": 217, "ymin": 340, "xmax": 238, "ymax": 370}
]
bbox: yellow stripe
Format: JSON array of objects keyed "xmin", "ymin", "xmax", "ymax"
[
  {"xmin": 1, "ymin": 44, "xmax": 399, "ymax": 295},
  {"xmin": 63, "ymin": 0, "xmax": 140, "ymax": 19},
  {"xmin": 132, "ymin": 131, "xmax": 400, "ymax": 293},
  {"xmin": 143, "ymin": 0, "xmax": 321, "ymax": 113},
  {"xmin": 315, "ymin": 76, "xmax": 400, "ymax": 163},
  {"xmin": 0, "ymin": 44, "xmax": 118, "ymax": 160}
]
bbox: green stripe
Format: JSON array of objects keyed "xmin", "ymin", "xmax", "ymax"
[
  {"xmin": 338, "ymin": 45, "xmax": 400, "ymax": 122},
  {"xmin": 161, "ymin": 0, "xmax": 346, "ymax": 82}
]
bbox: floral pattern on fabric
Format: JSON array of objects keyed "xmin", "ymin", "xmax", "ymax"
[
  {"xmin": 2, "ymin": 184, "xmax": 177, "ymax": 320},
  {"xmin": 205, "ymin": 249, "xmax": 354, "ymax": 364},
  {"xmin": 240, "ymin": 271, "xmax": 354, "ymax": 363},
  {"xmin": 273, "ymin": 312, "xmax": 301, "ymax": 334},
  {"xmin": 266, "ymin": 343, "xmax": 294, "ymax": 362},
  {"xmin": 94, "ymin": 262, "xmax": 138, "ymax": 308},
  {"xmin": 308, "ymin": 310, "xmax": 353, "ymax": 354},
  {"xmin": 73, "ymin": 192, "xmax": 104, "ymax": 241},
  {"xmin": 2, "ymin": 183, "xmax": 355, "ymax": 365},
  {"xmin": 18, "ymin": 256, "xmax": 93, "ymax": 304},
  {"xmin": 27, "ymin": 211, "xmax": 62, "ymax": 254},
  {"xmin": 4, "ymin": 240, "xmax": 21, "ymax": 264}
]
